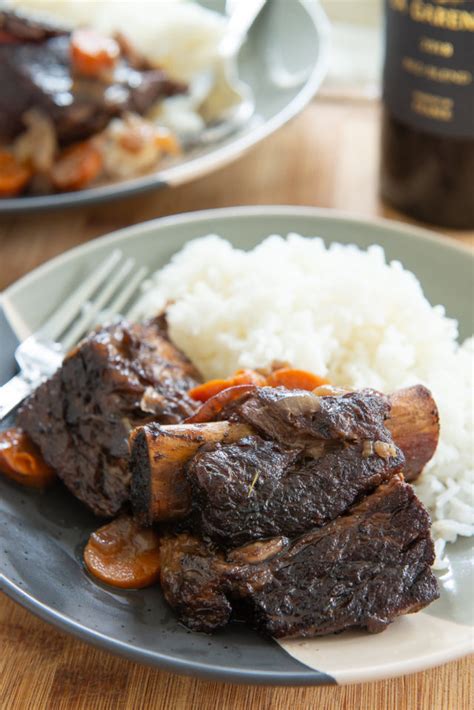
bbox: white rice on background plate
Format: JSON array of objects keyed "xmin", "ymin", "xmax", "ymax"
[{"xmin": 133, "ymin": 234, "xmax": 474, "ymax": 568}]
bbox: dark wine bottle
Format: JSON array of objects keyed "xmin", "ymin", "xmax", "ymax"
[{"xmin": 380, "ymin": 0, "xmax": 474, "ymax": 229}]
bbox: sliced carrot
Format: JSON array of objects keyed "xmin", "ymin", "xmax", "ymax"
[
  {"xmin": 189, "ymin": 379, "xmax": 229, "ymax": 402},
  {"xmin": 0, "ymin": 428, "xmax": 55, "ymax": 488},
  {"xmin": 84, "ymin": 515, "xmax": 161, "ymax": 589},
  {"xmin": 154, "ymin": 128, "xmax": 181, "ymax": 156},
  {"xmin": 117, "ymin": 118, "xmax": 156, "ymax": 153},
  {"xmin": 51, "ymin": 141, "xmax": 103, "ymax": 191},
  {"xmin": 114, "ymin": 120, "xmax": 180, "ymax": 157},
  {"xmin": 189, "ymin": 369, "xmax": 266, "ymax": 402},
  {"xmin": 188, "ymin": 367, "xmax": 329, "ymax": 421},
  {"xmin": 265, "ymin": 368, "xmax": 329, "ymax": 391},
  {"xmin": 186, "ymin": 384, "xmax": 257, "ymax": 424},
  {"xmin": 0, "ymin": 151, "xmax": 32, "ymax": 197},
  {"xmin": 71, "ymin": 28, "xmax": 120, "ymax": 78}
]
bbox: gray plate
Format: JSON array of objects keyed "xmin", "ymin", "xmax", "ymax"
[
  {"xmin": 0, "ymin": 0, "xmax": 329, "ymax": 214},
  {"xmin": 1, "ymin": 206, "xmax": 473, "ymax": 685}
]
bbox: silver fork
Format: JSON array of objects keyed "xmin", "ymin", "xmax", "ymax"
[
  {"xmin": 194, "ymin": 0, "xmax": 267, "ymax": 144},
  {"xmin": 0, "ymin": 250, "xmax": 148, "ymax": 421}
]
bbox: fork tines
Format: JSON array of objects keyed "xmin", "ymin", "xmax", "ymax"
[{"xmin": 40, "ymin": 250, "xmax": 148, "ymax": 352}]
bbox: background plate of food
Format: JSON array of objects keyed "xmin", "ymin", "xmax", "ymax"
[
  {"xmin": 0, "ymin": 0, "xmax": 329, "ymax": 212},
  {"xmin": 0, "ymin": 206, "xmax": 473, "ymax": 685}
]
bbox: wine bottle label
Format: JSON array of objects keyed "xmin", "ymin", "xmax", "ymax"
[{"xmin": 383, "ymin": 0, "xmax": 474, "ymax": 138}]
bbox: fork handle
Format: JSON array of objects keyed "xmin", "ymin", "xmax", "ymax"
[
  {"xmin": 0, "ymin": 375, "xmax": 34, "ymax": 421},
  {"xmin": 221, "ymin": 0, "xmax": 267, "ymax": 56}
]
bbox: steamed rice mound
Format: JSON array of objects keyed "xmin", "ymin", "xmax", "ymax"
[{"xmin": 134, "ymin": 234, "xmax": 474, "ymax": 566}]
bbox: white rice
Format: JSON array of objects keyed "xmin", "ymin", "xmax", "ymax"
[{"xmin": 133, "ymin": 234, "xmax": 474, "ymax": 567}]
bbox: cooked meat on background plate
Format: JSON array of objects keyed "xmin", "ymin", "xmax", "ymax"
[
  {"xmin": 0, "ymin": 9, "xmax": 184, "ymax": 144},
  {"xmin": 0, "ymin": 1, "xmax": 225, "ymax": 196}
]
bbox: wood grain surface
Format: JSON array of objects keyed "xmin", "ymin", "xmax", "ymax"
[{"xmin": 0, "ymin": 99, "xmax": 473, "ymax": 709}]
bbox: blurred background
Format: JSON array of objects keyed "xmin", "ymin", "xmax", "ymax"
[{"xmin": 320, "ymin": 0, "xmax": 382, "ymax": 100}]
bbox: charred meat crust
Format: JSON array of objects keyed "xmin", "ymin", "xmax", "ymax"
[
  {"xmin": 129, "ymin": 428, "xmax": 152, "ymax": 524},
  {"xmin": 126, "ymin": 375, "xmax": 442, "ymax": 651},
  {"xmin": 131, "ymin": 385, "xmax": 439, "ymax": 552},
  {"xmin": 18, "ymin": 319, "xmax": 201, "ymax": 517},
  {"xmin": 159, "ymin": 475, "xmax": 440, "ymax": 637},
  {"xmin": 185, "ymin": 388, "xmax": 405, "ymax": 547},
  {"xmin": 188, "ymin": 433, "xmax": 404, "ymax": 547},
  {"xmin": 228, "ymin": 386, "xmax": 393, "ymax": 444}
]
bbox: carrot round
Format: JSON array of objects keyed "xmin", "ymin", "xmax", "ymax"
[
  {"xmin": 188, "ymin": 367, "xmax": 329, "ymax": 419},
  {"xmin": 266, "ymin": 368, "xmax": 329, "ymax": 391},
  {"xmin": 154, "ymin": 128, "xmax": 181, "ymax": 156},
  {"xmin": 84, "ymin": 515, "xmax": 161, "ymax": 589},
  {"xmin": 186, "ymin": 384, "xmax": 257, "ymax": 423},
  {"xmin": 189, "ymin": 369, "xmax": 266, "ymax": 402},
  {"xmin": 51, "ymin": 141, "xmax": 103, "ymax": 191},
  {"xmin": 0, "ymin": 151, "xmax": 32, "ymax": 197},
  {"xmin": 0, "ymin": 428, "xmax": 55, "ymax": 488},
  {"xmin": 71, "ymin": 28, "xmax": 120, "ymax": 77}
]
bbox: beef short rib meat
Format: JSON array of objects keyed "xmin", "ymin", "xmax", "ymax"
[
  {"xmin": 131, "ymin": 385, "xmax": 439, "ymax": 541},
  {"xmin": 186, "ymin": 388, "xmax": 405, "ymax": 547},
  {"xmin": 0, "ymin": 9, "xmax": 184, "ymax": 143},
  {"xmin": 159, "ymin": 474, "xmax": 439, "ymax": 637},
  {"xmin": 188, "ymin": 434, "xmax": 403, "ymax": 547},
  {"xmin": 146, "ymin": 384, "xmax": 440, "ymax": 638},
  {"xmin": 18, "ymin": 319, "xmax": 200, "ymax": 516},
  {"xmin": 221, "ymin": 386, "xmax": 394, "ymax": 444}
]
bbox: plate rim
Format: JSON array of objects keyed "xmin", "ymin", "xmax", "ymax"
[
  {"xmin": 0, "ymin": 0, "xmax": 330, "ymax": 214},
  {"xmin": 3, "ymin": 204, "xmax": 473, "ymax": 307},
  {"xmin": 1, "ymin": 205, "xmax": 473, "ymax": 685},
  {"xmin": 2, "ymin": 575, "xmax": 472, "ymax": 685},
  {"xmin": 0, "ymin": 579, "xmax": 327, "ymax": 685}
]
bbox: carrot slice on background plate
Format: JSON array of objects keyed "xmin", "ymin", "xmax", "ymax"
[
  {"xmin": 51, "ymin": 141, "xmax": 103, "ymax": 191},
  {"xmin": 0, "ymin": 151, "xmax": 32, "ymax": 197},
  {"xmin": 154, "ymin": 128, "xmax": 181, "ymax": 156},
  {"xmin": 71, "ymin": 28, "xmax": 120, "ymax": 77},
  {"xmin": 84, "ymin": 515, "xmax": 161, "ymax": 589},
  {"xmin": 0, "ymin": 428, "xmax": 55, "ymax": 487}
]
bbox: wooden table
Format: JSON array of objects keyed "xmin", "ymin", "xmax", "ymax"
[{"xmin": 1, "ymin": 98, "xmax": 472, "ymax": 709}]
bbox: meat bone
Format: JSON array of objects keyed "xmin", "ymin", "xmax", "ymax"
[
  {"xmin": 130, "ymin": 420, "xmax": 253, "ymax": 524},
  {"xmin": 130, "ymin": 385, "xmax": 439, "ymax": 525}
]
